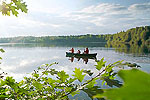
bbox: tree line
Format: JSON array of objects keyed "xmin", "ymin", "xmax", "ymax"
[
  {"xmin": 0, "ymin": 34, "xmax": 107, "ymax": 43},
  {"xmin": 106, "ymin": 26, "xmax": 150, "ymax": 46},
  {"xmin": 0, "ymin": 26, "xmax": 149, "ymax": 46},
  {"xmin": 105, "ymin": 26, "xmax": 150, "ymax": 54}
]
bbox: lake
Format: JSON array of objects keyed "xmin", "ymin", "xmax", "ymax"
[
  {"xmin": 0, "ymin": 43, "xmax": 150, "ymax": 80},
  {"xmin": 0, "ymin": 43, "xmax": 150, "ymax": 99}
]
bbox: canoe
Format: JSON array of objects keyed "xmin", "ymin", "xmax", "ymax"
[{"xmin": 66, "ymin": 52, "xmax": 97, "ymax": 59}]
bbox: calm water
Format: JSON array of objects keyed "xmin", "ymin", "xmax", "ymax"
[
  {"xmin": 0, "ymin": 43, "xmax": 150, "ymax": 99},
  {"xmin": 0, "ymin": 43, "xmax": 150, "ymax": 81}
]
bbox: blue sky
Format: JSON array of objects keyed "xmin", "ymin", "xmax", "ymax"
[{"xmin": 0, "ymin": 0, "xmax": 150, "ymax": 37}]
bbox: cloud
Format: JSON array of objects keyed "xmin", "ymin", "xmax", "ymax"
[
  {"xmin": 80, "ymin": 3, "xmax": 126, "ymax": 14},
  {"xmin": 63, "ymin": 2, "xmax": 150, "ymax": 33},
  {"xmin": 128, "ymin": 2, "xmax": 150, "ymax": 11},
  {"xmin": 0, "ymin": 1, "xmax": 150, "ymax": 37}
]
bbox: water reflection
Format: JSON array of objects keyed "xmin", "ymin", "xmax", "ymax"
[
  {"xmin": 66, "ymin": 53, "xmax": 97, "ymax": 64},
  {"xmin": 106, "ymin": 42, "xmax": 150, "ymax": 56},
  {"xmin": 0, "ymin": 43, "xmax": 150, "ymax": 81},
  {"xmin": 0, "ymin": 43, "xmax": 150, "ymax": 100},
  {"xmin": 0, "ymin": 42, "xmax": 106, "ymax": 47},
  {"xmin": 67, "ymin": 57, "xmax": 91, "ymax": 64}
]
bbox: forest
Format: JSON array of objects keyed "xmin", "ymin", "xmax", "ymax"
[
  {"xmin": 106, "ymin": 26, "xmax": 150, "ymax": 55},
  {"xmin": 106, "ymin": 26, "xmax": 150, "ymax": 46},
  {"xmin": 0, "ymin": 26, "xmax": 149, "ymax": 54},
  {"xmin": 0, "ymin": 34, "xmax": 106, "ymax": 43},
  {"xmin": 0, "ymin": 26, "xmax": 149, "ymax": 46}
]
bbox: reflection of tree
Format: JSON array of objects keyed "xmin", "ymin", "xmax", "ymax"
[
  {"xmin": 106, "ymin": 42, "xmax": 150, "ymax": 55},
  {"xmin": 105, "ymin": 26, "xmax": 150, "ymax": 56}
]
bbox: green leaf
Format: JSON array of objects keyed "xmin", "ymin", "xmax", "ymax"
[
  {"xmin": 95, "ymin": 58, "xmax": 106, "ymax": 71},
  {"xmin": 16, "ymin": 1, "xmax": 28, "ymax": 13},
  {"xmin": 11, "ymin": 0, "xmax": 17, "ymax": 3},
  {"xmin": 47, "ymin": 78, "xmax": 56, "ymax": 87},
  {"xmin": 102, "ymin": 77, "xmax": 122, "ymax": 87},
  {"xmin": 83, "ymin": 70, "xmax": 93, "ymax": 76},
  {"xmin": 0, "ymin": 95, "xmax": 9, "ymax": 98},
  {"xmin": 33, "ymin": 81, "xmax": 43, "ymax": 90},
  {"xmin": 105, "ymin": 64, "xmax": 114, "ymax": 73},
  {"xmin": 5, "ymin": 76, "xmax": 15, "ymax": 83},
  {"xmin": 94, "ymin": 69, "xmax": 150, "ymax": 100},
  {"xmin": 0, "ymin": 79, "xmax": 6, "ymax": 86},
  {"xmin": 83, "ymin": 86, "xmax": 103, "ymax": 99},
  {"xmin": 18, "ymin": 80, "xmax": 24, "ymax": 86},
  {"xmin": 57, "ymin": 70, "xmax": 69, "ymax": 82},
  {"xmin": 11, "ymin": 6, "xmax": 19, "ymax": 16},
  {"xmin": 86, "ymin": 78, "xmax": 98, "ymax": 88},
  {"xmin": 112, "ymin": 60, "xmax": 123, "ymax": 65},
  {"xmin": 70, "ymin": 90, "xmax": 80, "ymax": 97},
  {"xmin": 33, "ymin": 73, "xmax": 39, "ymax": 78},
  {"xmin": 73, "ymin": 68, "xmax": 86, "ymax": 82},
  {"xmin": 67, "ymin": 78, "xmax": 76, "ymax": 84},
  {"xmin": 49, "ymin": 69, "xmax": 58, "ymax": 75},
  {"xmin": 0, "ymin": 0, "xmax": 28, "ymax": 16},
  {"xmin": 0, "ymin": 49, "xmax": 5, "ymax": 53}
]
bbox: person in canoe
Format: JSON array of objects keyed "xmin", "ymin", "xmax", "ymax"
[
  {"xmin": 69, "ymin": 48, "xmax": 74, "ymax": 53},
  {"xmin": 83, "ymin": 48, "xmax": 89, "ymax": 54}
]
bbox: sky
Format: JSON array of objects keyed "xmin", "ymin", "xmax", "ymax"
[{"xmin": 0, "ymin": 0, "xmax": 150, "ymax": 37}]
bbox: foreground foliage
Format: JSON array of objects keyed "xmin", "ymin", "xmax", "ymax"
[
  {"xmin": 0, "ymin": 0, "xmax": 27, "ymax": 16},
  {"xmin": 0, "ymin": 53, "xmax": 149, "ymax": 100},
  {"xmin": 94, "ymin": 69, "xmax": 150, "ymax": 100},
  {"xmin": 0, "ymin": 57, "xmax": 121, "ymax": 99}
]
